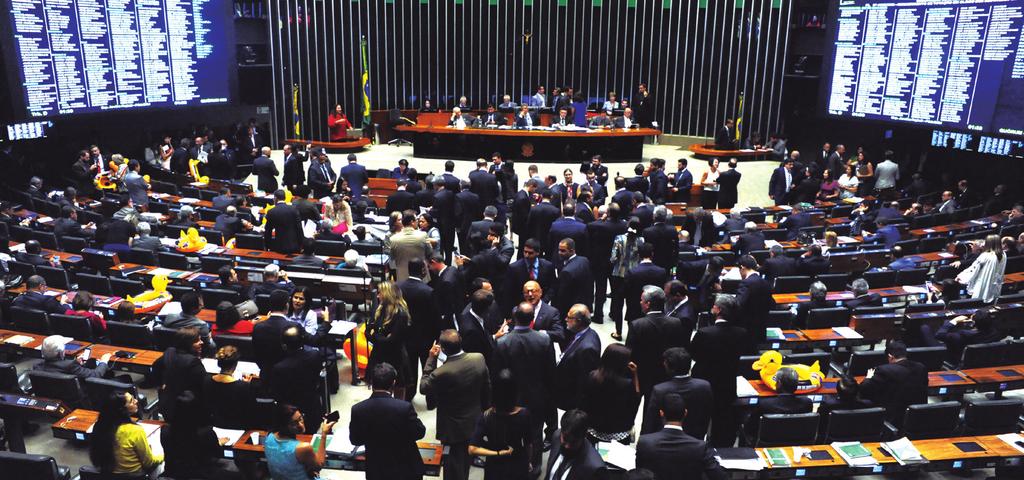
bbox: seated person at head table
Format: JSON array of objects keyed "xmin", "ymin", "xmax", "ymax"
[
  {"xmin": 498, "ymin": 94, "xmax": 518, "ymax": 110},
  {"xmin": 588, "ymin": 111, "xmax": 614, "ymax": 128},
  {"xmin": 419, "ymin": 99, "xmax": 438, "ymax": 113},
  {"xmin": 614, "ymin": 107, "xmax": 639, "ymax": 128},
  {"xmin": 479, "ymin": 104, "xmax": 507, "ymax": 127},
  {"xmin": 602, "ymin": 91, "xmax": 620, "ymax": 113},
  {"xmin": 448, "ymin": 107, "xmax": 475, "ymax": 128},
  {"xmin": 552, "ymin": 107, "xmax": 573, "ymax": 128},
  {"xmin": 514, "ymin": 104, "xmax": 540, "ymax": 128}
]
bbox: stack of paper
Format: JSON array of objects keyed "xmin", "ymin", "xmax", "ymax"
[
  {"xmin": 831, "ymin": 442, "xmax": 877, "ymax": 466},
  {"xmin": 831, "ymin": 327, "xmax": 863, "ymax": 339},
  {"xmin": 715, "ymin": 448, "xmax": 765, "ymax": 471},
  {"xmin": 158, "ymin": 302, "xmax": 182, "ymax": 317},
  {"xmin": 213, "ymin": 428, "xmax": 246, "ymax": 446},
  {"xmin": 735, "ymin": 376, "xmax": 760, "ymax": 397},
  {"xmin": 902, "ymin": 285, "xmax": 928, "ymax": 295},
  {"xmin": 3, "ymin": 335, "xmax": 34, "ymax": 346},
  {"xmin": 329, "ymin": 320, "xmax": 358, "ymax": 336},
  {"xmin": 764, "ymin": 240, "xmax": 783, "ymax": 248},
  {"xmin": 310, "ymin": 433, "xmax": 359, "ymax": 457},
  {"xmin": 596, "ymin": 441, "xmax": 636, "ymax": 470},
  {"xmin": 880, "ymin": 437, "xmax": 926, "ymax": 465}
]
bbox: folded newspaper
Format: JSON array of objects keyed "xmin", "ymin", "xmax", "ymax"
[{"xmin": 880, "ymin": 437, "xmax": 926, "ymax": 465}]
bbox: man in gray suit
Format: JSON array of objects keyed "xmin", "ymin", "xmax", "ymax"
[
  {"xmin": 124, "ymin": 159, "xmax": 149, "ymax": 209},
  {"xmin": 388, "ymin": 210, "xmax": 432, "ymax": 282},
  {"xmin": 492, "ymin": 302, "xmax": 556, "ymax": 476},
  {"xmin": 420, "ymin": 329, "xmax": 490, "ymax": 480}
]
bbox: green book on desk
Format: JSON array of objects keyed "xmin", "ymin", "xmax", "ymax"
[
  {"xmin": 765, "ymin": 328, "xmax": 785, "ymax": 340},
  {"xmin": 764, "ymin": 448, "xmax": 790, "ymax": 467},
  {"xmin": 836, "ymin": 443, "xmax": 871, "ymax": 459}
]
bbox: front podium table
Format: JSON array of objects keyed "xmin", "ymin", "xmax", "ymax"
[{"xmin": 394, "ymin": 124, "xmax": 660, "ymax": 162}]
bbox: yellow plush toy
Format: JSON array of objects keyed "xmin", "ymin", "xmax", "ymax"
[
  {"xmin": 260, "ymin": 189, "xmax": 293, "ymax": 227},
  {"xmin": 126, "ymin": 275, "xmax": 173, "ymax": 314},
  {"xmin": 176, "ymin": 227, "xmax": 209, "ymax": 252},
  {"xmin": 752, "ymin": 350, "xmax": 824, "ymax": 393},
  {"xmin": 188, "ymin": 158, "xmax": 209, "ymax": 184}
]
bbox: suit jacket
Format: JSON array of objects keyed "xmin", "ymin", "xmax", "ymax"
[
  {"xmin": 636, "ymin": 428, "xmax": 727, "ymax": 480},
  {"xmin": 715, "ymin": 126, "xmax": 736, "ymax": 149},
  {"xmin": 674, "ymin": 169, "xmax": 694, "ymax": 201},
  {"xmin": 455, "ymin": 191, "xmax": 483, "ymax": 236},
  {"xmin": 54, "ymin": 218, "xmax": 91, "ymax": 239},
  {"xmin": 252, "ymin": 155, "xmax": 279, "ymax": 193},
  {"xmin": 554, "ymin": 256, "xmax": 593, "ymax": 317},
  {"xmin": 419, "ymin": 352, "xmax": 490, "ymax": 443},
  {"xmin": 430, "ymin": 189, "xmax": 456, "ymax": 230},
  {"xmin": 648, "ymin": 170, "xmax": 669, "ymax": 204},
  {"xmin": 845, "ymin": 293, "xmax": 882, "ymax": 311},
  {"xmin": 737, "ymin": 273, "xmax": 774, "ymax": 343},
  {"xmin": 34, "ymin": 357, "xmax": 109, "ymax": 380},
  {"xmin": 588, "ymin": 115, "xmax": 613, "ymax": 128},
  {"xmin": 858, "ymin": 359, "xmax": 928, "ymax": 424},
  {"xmin": 350, "ymin": 392, "xmax": 426, "ymax": 480},
  {"xmin": 735, "ymin": 232, "xmax": 765, "ymax": 257},
  {"xmin": 527, "ymin": 202, "xmax": 561, "ymax": 255},
  {"xmin": 211, "ymin": 194, "xmax": 236, "ymax": 211},
  {"xmin": 717, "ymin": 168, "xmax": 742, "ymax": 209},
  {"xmin": 339, "ymin": 162, "xmax": 369, "ymax": 198},
  {"xmin": 514, "ymin": 112, "xmax": 541, "ymax": 127},
  {"xmin": 448, "ymin": 113, "xmax": 476, "ymax": 127},
  {"xmin": 503, "ymin": 258, "xmax": 557, "ymax": 313},
  {"xmin": 641, "ymin": 377, "xmax": 714, "ymax": 438},
  {"xmin": 690, "ymin": 321, "xmax": 752, "ymax": 402},
  {"xmin": 282, "ymin": 153, "xmax": 306, "ymax": 189},
  {"xmin": 264, "ymin": 202, "xmax": 304, "ymax": 254},
  {"xmin": 586, "ymin": 219, "xmax": 627, "ymax": 274},
  {"xmin": 627, "ymin": 312, "xmax": 689, "ymax": 395},
  {"xmin": 626, "ymin": 175, "xmax": 650, "ymax": 194},
  {"xmin": 642, "ymin": 222, "xmax": 679, "ymax": 271},
  {"xmin": 826, "ymin": 152, "xmax": 845, "ymax": 180},
  {"xmin": 467, "ymin": 218, "xmax": 495, "ymax": 252},
  {"xmin": 797, "ymin": 255, "xmax": 830, "ymax": 276},
  {"xmin": 399, "ymin": 278, "xmax": 442, "ymax": 352},
  {"xmin": 744, "ymin": 393, "xmax": 814, "ymax": 437},
  {"xmin": 614, "ymin": 115, "xmax": 639, "ymax": 128},
  {"xmin": 544, "ymin": 432, "xmax": 605, "ymax": 480},
  {"xmin": 270, "ymin": 347, "xmax": 325, "ymax": 421},
  {"xmin": 780, "ymin": 211, "xmax": 811, "ymax": 240},
  {"xmin": 548, "ymin": 217, "xmax": 588, "ymax": 263},
  {"xmin": 13, "ymin": 291, "xmax": 67, "ymax": 315},
  {"xmin": 251, "ymin": 314, "xmax": 291, "ymax": 376},
  {"xmin": 624, "ymin": 263, "xmax": 669, "ymax": 322},
  {"xmin": 307, "ymin": 161, "xmax": 337, "ymax": 199},
  {"xmin": 510, "ymin": 190, "xmax": 533, "ymax": 236},
  {"xmin": 440, "ymin": 173, "xmax": 461, "ymax": 192},
  {"xmin": 292, "ymin": 198, "xmax": 322, "ymax": 223},
  {"xmin": 469, "ymin": 170, "xmax": 501, "ymax": 207},
  {"xmin": 457, "ymin": 310, "xmax": 495, "ymax": 362},
  {"xmin": 682, "ymin": 215, "xmax": 717, "ymax": 248},
  {"xmin": 386, "ymin": 190, "xmax": 417, "ymax": 215},
  {"xmin": 761, "ymin": 255, "xmax": 798, "ymax": 285},
  {"xmin": 479, "ymin": 112, "xmax": 506, "ymax": 126},
  {"xmin": 213, "ymin": 214, "xmax": 244, "ymax": 240},
  {"xmin": 390, "ymin": 228, "xmax": 431, "ymax": 282},
  {"xmin": 124, "ymin": 171, "xmax": 149, "ymax": 207},
  {"xmin": 554, "ymin": 327, "xmax": 601, "ymax": 410},
  {"xmin": 768, "ymin": 167, "xmax": 792, "ymax": 203},
  {"xmin": 551, "ymin": 182, "xmax": 580, "ymax": 202},
  {"xmin": 430, "ymin": 266, "xmax": 465, "ymax": 329},
  {"xmin": 492, "ymin": 328, "xmax": 556, "ymax": 417}
]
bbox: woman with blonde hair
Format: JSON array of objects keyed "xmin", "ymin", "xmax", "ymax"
[
  {"xmin": 822, "ymin": 231, "xmax": 838, "ymax": 255},
  {"xmin": 956, "ymin": 234, "xmax": 1007, "ymax": 303},
  {"xmin": 366, "ymin": 281, "xmax": 412, "ymax": 398},
  {"xmin": 321, "ymin": 194, "xmax": 353, "ymax": 235}
]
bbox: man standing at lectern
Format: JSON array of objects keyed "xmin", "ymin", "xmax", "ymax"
[{"xmin": 715, "ymin": 119, "xmax": 737, "ymax": 150}]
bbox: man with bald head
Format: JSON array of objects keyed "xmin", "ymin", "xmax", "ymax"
[
  {"xmin": 252, "ymin": 146, "xmax": 279, "ymax": 193},
  {"xmin": 555, "ymin": 304, "xmax": 601, "ymax": 411},
  {"xmin": 518, "ymin": 280, "xmax": 565, "ymax": 345}
]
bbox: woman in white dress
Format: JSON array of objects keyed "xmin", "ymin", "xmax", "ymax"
[
  {"xmin": 837, "ymin": 164, "xmax": 860, "ymax": 199},
  {"xmin": 956, "ymin": 234, "xmax": 1007, "ymax": 303},
  {"xmin": 699, "ymin": 158, "xmax": 721, "ymax": 209}
]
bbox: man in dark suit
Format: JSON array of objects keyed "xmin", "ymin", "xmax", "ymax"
[
  {"xmin": 306, "ymin": 149, "xmax": 337, "ymax": 199},
  {"xmin": 734, "ymin": 222, "xmax": 765, "ymax": 257},
  {"xmin": 350, "ymin": 363, "xmax": 426, "ymax": 480},
  {"xmin": 454, "ymin": 182, "xmax": 483, "ymax": 255},
  {"xmin": 673, "ymin": 158, "xmax": 694, "ymax": 202},
  {"xmin": 526, "ymin": 192, "xmax": 561, "ymax": 258},
  {"xmin": 251, "ymin": 291, "xmax": 293, "ymax": 380},
  {"xmin": 252, "ymin": 146, "xmax": 279, "ymax": 193},
  {"xmin": 386, "ymin": 180, "xmax": 417, "ymax": 214},
  {"xmin": 544, "ymin": 410, "xmax": 605, "ymax": 480},
  {"xmin": 430, "ymin": 178, "xmax": 457, "ymax": 260},
  {"xmin": 339, "ymin": 153, "xmax": 369, "ymax": 199},
  {"xmin": 627, "ymin": 285, "xmax": 688, "ymax": 397},
  {"xmin": 214, "ymin": 205, "xmax": 249, "ymax": 241},
  {"xmin": 614, "ymin": 107, "xmax": 639, "ymax": 128},
  {"xmin": 768, "ymin": 158, "xmax": 794, "ymax": 206},
  {"xmin": 642, "ymin": 205, "xmax": 679, "ymax": 271},
  {"xmin": 581, "ymin": 155, "xmax": 610, "ymax": 187},
  {"xmin": 456, "ymin": 289, "xmax": 498, "ymax": 363},
  {"xmin": 797, "ymin": 244, "xmax": 830, "ymax": 276},
  {"xmin": 503, "ymin": 239, "xmax": 557, "ymax": 313},
  {"xmin": 281, "ymin": 144, "xmax": 306, "ymax": 191},
  {"xmin": 466, "ymin": 205, "xmax": 497, "ymax": 256},
  {"xmin": 779, "ymin": 203, "xmax": 811, "ymax": 240},
  {"xmin": 290, "ymin": 185, "xmax": 322, "ymax": 224},
  {"xmin": 736, "ymin": 255, "xmax": 774, "ymax": 344},
  {"xmin": 211, "ymin": 187, "xmax": 236, "ymax": 211},
  {"xmin": 624, "ymin": 244, "xmax": 669, "ymax": 323},
  {"xmin": 269, "ymin": 325, "xmax": 326, "ymax": 432},
  {"xmin": 743, "ymin": 367, "xmax": 813, "ymax": 438},
  {"xmin": 54, "ymin": 206, "xmax": 94, "ymax": 239},
  {"xmin": 420, "ymin": 330, "xmax": 490, "ymax": 480},
  {"xmin": 637, "ymin": 394, "xmax": 728, "ymax": 480},
  {"xmin": 242, "ymin": 125, "xmax": 265, "ymax": 161},
  {"xmin": 626, "ymin": 164, "xmax": 650, "ymax": 194},
  {"xmin": 760, "ymin": 245, "xmax": 797, "ymax": 285},
  {"xmin": 554, "ymin": 305, "xmax": 601, "ymax": 412},
  {"xmin": 263, "ymin": 189, "xmax": 304, "ymax": 254},
  {"xmin": 517, "ymin": 280, "xmax": 565, "ymax": 346},
  {"xmin": 514, "ymin": 104, "xmax": 540, "ymax": 128},
  {"xmin": 12, "ymin": 275, "xmax": 68, "ymax": 315},
  {"xmin": 548, "ymin": 203, "xmax": 588, "ymax": 264},
  {"xmin": 858, "ymin": 340, "xmax": 928, "ymax": 426},
  {"xmin": 827, "ymin": 144, "xmax": 846, "ymax": 183},
  {"xmin": 714, "ymin": 119, "xmax": 736, "ymax": 150},
  {"xmin": 492, "ymin": 303, "xmax": 557, "ymax": 474},
  {"xmin": 640, "ymin": 347, "xmax": 713, "ymax": 439},
  {"xmin": 479, "ymin": 104, "xmax": 506, "ymax": 126},
  {"xmin": 610, "ymin": 177, "xmax": 635, "ymax": 220},
  {"xmin": 586, "ymin": 205, "xmax": 626, "ymax": 323},
  {"xmin": 717, "ymin": 159, "xmax": 742, "ymax": 209},
  {"xmin": 690, "ymin": 295, "xmax": 753, "ymax": 447},
  {"xmin": 816, "ymin": 142, "xmax": 831, "ymax": 174},
  {"xmin": 428, "ymin": 254, "xmax": 466, "ymax": 331},
  {"xmin": 553, "ymin": 238, "xmax": 593, "ymax": 319},
  {"xmin": 511, "ymin": 179, "xmax": 537, "ymax": 251},
  {"xmin": 647, "ymin": 160, "xmax": 669, "ymax": 204},
  {"xmin": 468, "ymin": 159, "xmax": 501, "ymax": 208},
  {"xmin": 399, "ymin": 259, "xmax": 442, "ymax": 393},
  {"xmin": 845, "ymin": 278, "xmax": 883, "ymax": 311},
  {"xmin": 682, "ymin": 209, "xmax": 717, "ymax": 248}
]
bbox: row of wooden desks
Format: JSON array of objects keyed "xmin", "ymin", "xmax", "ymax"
[
  {"xmin": 909, "ymin": 215, "xmax": 1006, "ymax": 238},
  {"xmin": 0, "ymin": 328, "xmax": 162, "ymax": 374}
]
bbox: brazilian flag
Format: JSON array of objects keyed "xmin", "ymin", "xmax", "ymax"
[
  {"xmin": 292, "ymin": 84, "xmax": 300, "ymax": 137},
  {"xmin": 360, "ymin": 37, "xmax": 371, "ymax": 130}
]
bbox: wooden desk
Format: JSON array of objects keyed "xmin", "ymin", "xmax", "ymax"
[
  {"xmin": 0, "ymin": 328, "xmax": 89, "ymax": 358},
  {"xmin": 0, "ymin": 392, "xmax": 69, "ymax": 452},
  {"xmin": 233, "ymin": 430, "xmax": 446, "ymax": 475},
  {"xmin": 909, "ymin": 215, "xmax": 1005, "ymax": 238},
  {"xmin": 83, "ymin": 344, "xmax": 163, "ymax": 374},
  {"xmin": 915, "ymin": 435, "xmax": 1013, "ymax": 471},
  {"xmin": 283, "ymin": 137, "xmax": 372, "ymax": 153},
  {"xmin": 854, "ymin": 371, "xmax": 975, "ymax": 395},
  {"xmin": 51, "ymin": 408, "xmax": 163, "ymax": 442},
  {"xmin": 961, "ymin": 366, "xmax": 1024, "ymax": 396},
  {"xmin": 394, "ymin": 124, "xmax": 659, "ymax": 162},
  {"xmin": 758, "ymin": 329, "xmax": 872, "ymax": 350},
  {"xmin": 773, "ymin": 285, "xmax": 926, "ymax": 305},
  {"xmin": 688, "ymin": 144, "xmax": 774, "ymax": 160},
  {"xmin": 735, "ymin": 378, "xmax": 840, "ymax": 406},
  {"xmin": 110, "ymin": 263, "xmax": 215, "ymax": 287},
  {"xmin": 849, "ymin": 313, "xmax": 902, "ymax": 343}
]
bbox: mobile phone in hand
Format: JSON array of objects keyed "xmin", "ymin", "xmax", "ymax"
[{"xmin": 324, "ymin": 411, "xmax": 340, "ymax": 423}]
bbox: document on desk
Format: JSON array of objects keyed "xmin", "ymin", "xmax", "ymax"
[
  {"xmin": 157, "ymin": 301, "xmax": 182, "ymax": 317},
  {"xmin": 714, "ymin": 447, "xmax": 765, "ymax": 471},
  {"xmin": 3, "ymin": 335, "xmax": 34, "ymax": 346},
  {"xmin": 880, "ymin": 437, "xmax": 925, "ymax": 465},
  {"xmin": 736, "ymin": 376, "xmax": 759, "ymax": 398},
  {"xmin": 145, "ymin": 423, "xmax": 164, "ymax": 457},
  {"xmin": 329, "ymin": 320, "xmax": 358, "ymax": 336},
  {"xmin": 202, "ymin": 358, "xmax": 260, "ymax": 378},
  {"xmin": 998, "ymin": 433, "xmax": 1024, "ymax": 455},
  {"xmin": 311, "ymin": 433, "xmax": 360, "ymax": 457},
  {"xmin": 596, "ymin": 441, "xmax": 636, "ymax": 471},
  {"xmin": 832, "ymin": 441, "xmax": 877, "ymax": 466},
  {"xmin": 213, "ymin": 428, "xmax": 246, "ymax": 447},
  {"xmin": 831, "ymin": 327, "xmax": 863, "ymax": 339},
  {"xmin": 901, "ymin": 285, "xmax": 928, "ymax": 295},
  {"xmin": 763, "ymin": 240, "xmax": 782, "ymax": 249}
]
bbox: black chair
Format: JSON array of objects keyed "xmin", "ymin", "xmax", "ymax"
[
  {"xmin": 960, "ymin": 342, "xmax": 1010, "ymax": 369},
  {"xmin": 110, "ymin": 277, "xmax": 145, "ymax": 298},
  {"xmin": 749, "ymin": 249, "xmax": 770, "ymax": 266},
  {"xmin": 198, "ymin": 229, "xmax": 224, "ymax": 246},
  {"xmin": 894, "ymin": 239, "xmax": 919, "ymax": 254},
  {"xmin": 765, "ymin": 310, "xmax": 794, "ymax": 329},
  {"xmin": 214, "ymin": 334, "xmax": 256, "ymax": 362},
  {"xmin": 0, "ymin": 361, "xmax": 21, "ymax": 393},
  {"xmin": 75, "ymin": 273, "xmax": 112, "ymax": 296},
  {"xmin": 180, "ymin": 186, "xmax": 202, "ymax": 199},
  {"xmin": 906, "ymin": 346, "xmax": 947, "ymax": 371},
  {"xmin": 947, "ymin": 297, "xmax": 989, "ymax": 310},
  {"xmin": 0, "ymin": 452, "xmax": 70, "ymax": 480},
  {"xmin": 49, "ymin": 314, "xmax": 95, "ymax": 342},
  {"xmin": 773, "ymin": 276, "xmax": 814, "ymax": 294},
  {"xmin": 150, "ymin": 180, "xmax": 178, "ymax": 195},
  {"xmin": 899, "ymin": 402, "xmax": 961, "ymax": 439},
  {"xmin": 106, "ymin": 321, "xmax": 155, "ymax": 349},
  {"xmin": 962, "ymin": 398, "xmax": 1024, "ymax": 435},
  {"xmin": 830, "ymin": 205, "xmax": 854, "ymax": 218},
  {"xmin": 705, "ymin": 251, "xmax": 736, "ymax": 267},
  {"xmin": 200, "ymin": 256, "xmax": 233, "ymax": 274},
  {"xmin": 29, "ymin": 230, "xmax": 59, "ymax": 250},
  {"xmin": 9, "ymin": 224, "xmax": 33, "ymax": 242},
  {"xmin": 852, "ymin": 305, "xmax": 896, "ymax": 315},
  {"xmin": 59, "ymin": 236, "xmax": 88, "ymax": 253},
  {"xmin": 815, "ymin": 273, "xmax": 848, "ymax": 292},
  {"xmin": 315, "ymin": 240, "xmax": 350, "ymax": 257},
  {"xmin": 896, "ymin": 268, "xmax": 929, "ymax": 286},
  {"xmin": 918, "ymin": 236, "xmax": 948, "ymax": 253},
  {"xmin": 8, "ymin": 261, "xmax": 36, "ymax": 278},
  {"xmin": 997, "ymin": 292, "xmax": 1024, "ymax": 304},
  {"xmin": 167, "ymin": 285, "xmax": 195, "ymax": 301},
  {"xmin": 153, "ymin": 326, "xmax": 179, "ymax": 351},
  {"xmin": 10, "ymin": 306, "xmax": 51, "ymax": 335},
  {"xmin": 799, "ymin": 226, "xmax": 825, "ymax": 239},
  {"xmin": 235, "ymin": 233, "xmax": 266, "ymax": 250},
  {"xmin": 904, "ymin": 303, "xmax": 945, "ymax": 314},
  {"xmin": 806, "ymin": 307, "xmax": 850, "ymax": 329},
  {"xmin": 755, "ymin": 413, "xmax": 820, "ymax": 447},
  {"xmin": 158, "ymin": 251, "xmax": 190, "ymax": 270},
  {"xmin": 846, "ymin": 350, "xmax": 888, "ymax": 376},
  {"xmin": 763, "ymin": 229, "xmax": 789, "ymax": 241},
  {"xmin": 197, "ymin": 207, "xmax": 221, "ymax": 222},
  {"xmin": 83, "ymin": 377, "xmax": 157, "ymax": 416},
  {"xmin": 823, "ymin": 407, "xmax": 887, "ymax": 442},
  {"xmin": 738, "ymin": 355, "xmax": 762, "ymax": 380},
  {"xmin": 785, "ymin": 352, "xmax": 831, "ymax": 372},
  {"xmin": 147, "ymin": 201, "xmax": 171, "ymax": 215},
  {"xmin": 79, "ymin": 466, "xmax": 148, "ymax": 480},
  {"xmin": 162, "ymin": 224, "xmax": 188, "ymax": 239},
  {"xmin": 125, "ymin": 248, "xmax": 159, "ymax": 267},
  {"xmin": 287, "ymin": 264, "xmax": 325, "ymax": 274},
  {"xmin": 862, "ymin": 270, "xmax": 897, "ymax": 289},
  {"xmin": 254, "ymin": 293, "xmax": 272, "ymax": 314},
  {"xmin": 35, "ymin": 265, "xmax": 70, "ymax": 290},
  {"xmin": 202, "ymin": 288, "xmax": 243, "ymax": 307},
  {"xmin": 27, "ymin": 371, "xmax": 85, "ymax": 408}
]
